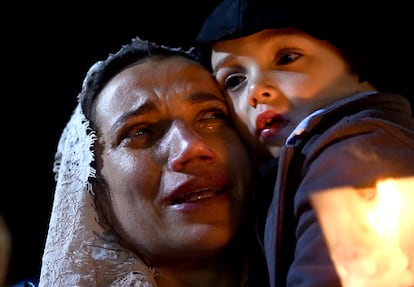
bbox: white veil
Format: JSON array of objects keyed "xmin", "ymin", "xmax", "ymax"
[{"xmin": 38, "ymin": 104, "xmax": 157, "ymax": 287}]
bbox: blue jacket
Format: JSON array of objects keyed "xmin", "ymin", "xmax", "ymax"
[{"xmin": 259, "ymin": 92, "xmax": 414, "ymax": 287}]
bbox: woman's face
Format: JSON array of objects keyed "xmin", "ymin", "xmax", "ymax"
[{"xmin": 93, "ymin": 56, "xmax": 252, "ymax": 266}]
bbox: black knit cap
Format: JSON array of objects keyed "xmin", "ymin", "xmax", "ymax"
[
  {"xmin": 195, "ymin": 0, "xmax": 370, "ymax": 80},
  {"xmin": 196, "ymin": 0, "xmax": 297, "ymax": 45},
  {"xmin": 195, "ymin": 0, "xmax": 411, "ymax": 102}
]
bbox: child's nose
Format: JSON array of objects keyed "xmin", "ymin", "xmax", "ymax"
[{"xmin": 248, "ymin": 80, "xmax": 278, "ymax": 108}]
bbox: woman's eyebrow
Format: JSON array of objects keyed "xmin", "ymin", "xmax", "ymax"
[
  {"xmin": 110, "ymin": 101, "xmax": 158, "ymax": 134},
  {"xmin": 185, "ymin": 92, "xmax": 225, "ymax": 105}
]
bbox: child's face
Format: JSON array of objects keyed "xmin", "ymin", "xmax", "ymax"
[{"xmin": 211, "ymin": 28, "xmax": 372, "ymax": 158}]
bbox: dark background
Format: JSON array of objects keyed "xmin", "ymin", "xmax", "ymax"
[{"xmin": 2, "ymin": 1, "xmax": 412, "ymax": 285}]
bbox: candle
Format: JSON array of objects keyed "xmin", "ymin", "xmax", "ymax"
[{"xmin": 310, "ymin": 177, "xmax": 414, "ymax": 287}]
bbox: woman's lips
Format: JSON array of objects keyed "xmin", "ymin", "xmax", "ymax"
[
  {"xmin": 169, "ymin": 187, "xmax": 223, "ymax": 205},
  {"xmin": 165, "ymin": 175, "xmax": 229, "ymax": 206},
  {"xmin": 256, "ymin": 110, "xmax": 289, "ymax": 142}
]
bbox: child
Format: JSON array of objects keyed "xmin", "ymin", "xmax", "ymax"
[{"xmin": 196, "ymin": 0, "xmax": 414, "ymax": 286}]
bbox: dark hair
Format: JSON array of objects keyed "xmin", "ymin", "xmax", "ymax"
[{"xmin": 79, "ymin": 37, "xmax": 199, "ymax": 125}]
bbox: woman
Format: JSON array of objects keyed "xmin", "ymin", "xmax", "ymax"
[{"xmin": 38, "ymin": 37, "xmax": 267, "ymax": 287}]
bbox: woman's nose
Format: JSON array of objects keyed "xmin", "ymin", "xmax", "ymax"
[{"xmin": 167, "ymin": 123, "xmax": 215, "ymax": 172}]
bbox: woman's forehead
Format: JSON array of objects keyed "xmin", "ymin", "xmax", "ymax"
[
  {"xmin": 103, "ymin": 58, "xmax": 216, "ymax": 100},
  {"xmin": 94, "ymin": 57, "xmax": 224, "ymax": 129}
]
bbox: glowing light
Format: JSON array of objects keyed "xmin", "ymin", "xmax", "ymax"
[
  {"xmin": 368, "ymin": 179, "xmax": 402, "ymax": 237},
  {"xmin": 310, "ymin": 177, "xmax": 414, "ymax": 287}
]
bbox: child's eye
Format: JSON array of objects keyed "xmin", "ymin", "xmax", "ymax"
[
  {"xmin": 223, "ymin": 73, "xmax": 246, "ymax": 90},
  {"xmin": 276, "ymin": 51, "xmax": 301, "ymax": 65}
]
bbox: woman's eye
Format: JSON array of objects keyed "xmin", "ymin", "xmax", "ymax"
[
  {"xmin": 276, "ymin": 52, "xmax": 301, "ymax": 65},
  {"xmin": 223, "ymin": 73, "xmax": 246, "ymax": 90},
  {"xmin": 203, "ymin": 108, "xmax": 229, "ymax": 121},
  {"xmin": 120, "ymin": 124, "xmax": 158, "ymax": 148},
  {"xmin": 197, "ymin": 107, "xmax": 231, "ymax": 131},
  {"xmin": 134, "ymin": 127, "xmax": 153, "ymax": 137}
]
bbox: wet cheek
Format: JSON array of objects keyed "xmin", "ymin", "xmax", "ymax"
[{"xmin": 102, "ymin": 154, "xmax": 152, "ymax": 192}]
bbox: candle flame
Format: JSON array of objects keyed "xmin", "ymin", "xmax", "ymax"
[
  {"xmin": 311, "ymin": 177, "xmax": 414, "ymax": 286},
  {"xmin": 367, "ymin": 179, "xmax": 402, "ymax": 238}
]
